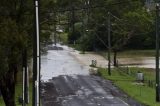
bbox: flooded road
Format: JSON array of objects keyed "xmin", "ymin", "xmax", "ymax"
[
  {"xmin": 41, "ymin": 45, "xmax": 89, "ymax": 81},
  {"xmin": 40, "ymin": 44, "xmax": 143, "ymax": 106}
]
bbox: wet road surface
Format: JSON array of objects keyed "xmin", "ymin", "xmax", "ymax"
[
  {"xmin": 41, "ymin": 75, "xmax": 144, "ymax": 106},
  {"xmin": 41, "ymin": 45, "xmax": 143, "ymax": 106},
  {"xmin": 41, "ymin": 45, "xmax": 89, "ymax": 81}
]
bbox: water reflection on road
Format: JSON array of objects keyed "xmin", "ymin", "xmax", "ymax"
[{"xmin": 41, "ymin": 44, "xmax": 89, "ymax": 81}]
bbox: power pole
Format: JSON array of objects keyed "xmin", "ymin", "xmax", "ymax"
[
  {"xmin": 108, "ymin": 12, "xmax": 111, "ymax": 76},
  {"xmin": 33, "ymin": 0, "xmax": 40, "ymax": 106},
  {"xmin": 156, "ymin": 1, "xmax": 160, "ymax": 102}
]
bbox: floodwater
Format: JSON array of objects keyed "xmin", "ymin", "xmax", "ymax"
[
  {"xmin": 41, "ymin": 44, "xmax": 89, "ymax": 81},
  {"xmin": 41, "ymin": 44, "xmax": 157, "ymax": 82},
  {"xmin": 40, "ymin": 44, "xmax": 144, "ymax": 106},
  {"xmin": 118, "ymin": 57, "xmax": 155, "ymax": 68}
]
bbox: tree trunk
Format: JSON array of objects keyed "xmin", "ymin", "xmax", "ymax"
[
  {"xmin": 0, "ymin": 64, "xmax": 17, "ymax": 106},
  {"xmin": 113, "ymin": 51, "xmax": 118, "ymax": 67}
]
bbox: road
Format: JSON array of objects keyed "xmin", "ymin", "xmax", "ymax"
[
  {"xmin": 41, "ymin": 44, "xmax": 143, "ymax": 106},
  {"xmin": 41, "ymin": 45, "xmax": 89, "ymax": 81}
]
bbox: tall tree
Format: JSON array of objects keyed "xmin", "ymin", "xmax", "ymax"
[
  {"xmin": 0, "ymin": 0, "xmax": 31, "ymax": 105},
  {"xmin": 0, "ymin": 19, "xmax": 26, "ymax": 106}
]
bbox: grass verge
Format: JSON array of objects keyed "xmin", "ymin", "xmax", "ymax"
[{"xmin": 98, "ymin": 67, "xmax": 160, "ymax": 106}]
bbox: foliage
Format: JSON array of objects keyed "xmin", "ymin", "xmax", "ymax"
[
  {"xmin": 0, "ymin": 0, "xmax": 57, "ymax": 105},
  {"xmin": 59, "ymin": 0, "xmax": 155, "ymax": 51},
  {"xmin": 0, "ymin": 19, "xmax": 26, "ymax": 78},
  {"xmin": 59, "ymin": 32, "xmax": 68, "ymax": 44}
]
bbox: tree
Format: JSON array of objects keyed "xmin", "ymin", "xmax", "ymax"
[
  {"xmin": 0, "ymin": 19, "xmax": 26, "ymax": 106},
  {"xmin": 47, "ymin": 0, "xmax": 155, "ymax": 68},
  {"xmin": 0, "ymin": 0, "xmax": 29, "ymax": 105},
  {"xmin": 0, "ymin": 0, "xmax": 60, "ymax": 105},
  {"xmin": 111, "ymin": 8, "xmax": 154, "ymax": 66}
]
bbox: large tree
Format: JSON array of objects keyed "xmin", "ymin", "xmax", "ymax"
[
  {"xmin": 0, "ymin": 0, "xmax": 55, "ymax": 105},
  {"xmin": 0, "ymin": 0, "xmax": 30, "ymax": 105},
  {"xmin": 111, "ymin": 4, "xmax": 154, "ymax": 66},
  {"xmin": 0, "ymin": 19, "xmax": 27, "ymax": 106}
]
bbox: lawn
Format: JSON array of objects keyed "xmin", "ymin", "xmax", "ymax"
[
  {"xmin": 98, "ymin": 67, "xmax": 160, "ymax": 106},
  {"xmin": 16, "ymin": 83, "xmax": 32, "ymax": 106}
]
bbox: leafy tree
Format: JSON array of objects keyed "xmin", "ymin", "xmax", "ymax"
[
  {"xmin": 0, "ymin": 0, "xmax": 56, "ymax": 105},
  {"xmin": 42, "ymin": 0, "xmax": 155, "ymax": 68},
  {"xmin": 111, "ymin": 7, "xmax": 154, "ymax": 66},
  {"xmin": 0, "ymin": 19, "xmax": 26, "ymax": 106}
]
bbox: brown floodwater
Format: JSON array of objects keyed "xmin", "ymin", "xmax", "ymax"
[{"xmin": 118, "ymin": 57, "xmax": 156, "ymax": 68}]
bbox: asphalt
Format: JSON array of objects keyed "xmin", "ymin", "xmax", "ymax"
[
  {"xmin": 41, "ymin": 75, "xmax": 144, "ymax": 106},
  {"xmin": 41, "ymin": 45, "xmax": 144, "ymax": 106}
]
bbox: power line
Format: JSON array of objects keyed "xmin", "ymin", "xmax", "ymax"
[{"xmin": 42, "ymin": 1, "xmax": 130, "ymax": 13}]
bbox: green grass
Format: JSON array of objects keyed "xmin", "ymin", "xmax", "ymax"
[
  {"xmin": 16, "ymin": 83, "xmax": 32, "ymax": 106},
  {"xmin": 0, "ymin": 97, "xmax": 4, "ymax": 106},
  {"xmin": 98, "ymin": 67, "xmax": 160, "ymax": 106}
]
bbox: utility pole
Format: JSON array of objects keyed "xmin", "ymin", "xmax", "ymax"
[
  {"xmin": 156, "ymin": 1, "xmax": 160, "ymax": 102},
  {"xmin": 108, "ymin": 12, "xmax": 111, "ymax": 76},
  {"xmin": 33, "ymin": 0, "xmax": 40, "ymax": 106}
]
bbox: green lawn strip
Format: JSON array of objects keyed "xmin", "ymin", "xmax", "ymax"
[
  {"xmin": 16, "ymin": 83, "xmax": 32, "ymax": 106},
  {"xmin": 0, "ymin": 97, "xmax": 5, "ymax": 106},
  {"xmin": 98, "ymin": 67, "xmax": 160, "ymax": 106}
]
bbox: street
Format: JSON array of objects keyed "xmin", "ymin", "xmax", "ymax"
[
  {"xmin": 41, "ymin": 75, "xmax": 129, "ymax": 106},
  {"xmin": 41, "ymin": 45, "xmax": 142, "ymax": 106}
]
